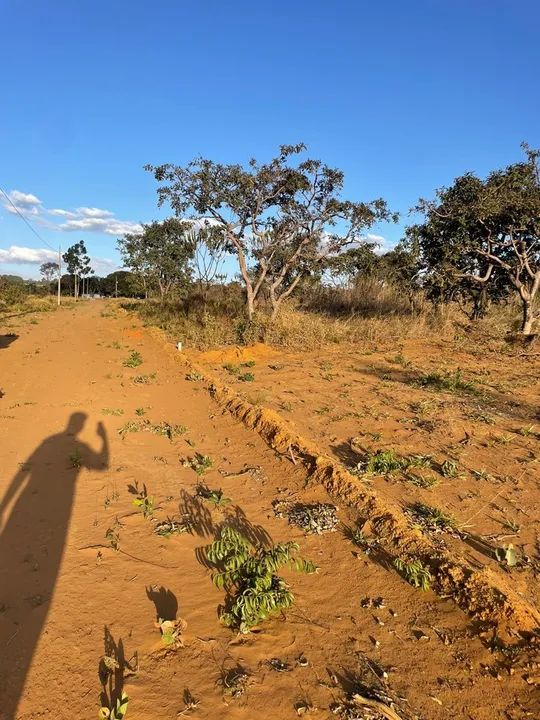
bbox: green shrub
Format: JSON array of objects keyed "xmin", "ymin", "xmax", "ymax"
[{"xmin": 205, "ymin": 526, "xmax": 317, "ymax": 633}]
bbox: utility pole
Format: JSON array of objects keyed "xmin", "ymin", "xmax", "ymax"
[{"xmin": 57, "ymin": 246, "xmax": 62, "ymax": 306}]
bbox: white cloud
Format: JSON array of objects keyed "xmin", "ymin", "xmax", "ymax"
[
  {"xmin": 48, "ymin": 208, "xmax": 77, "ymax": 217},
  {"xmin": 0, "ymin": 245, "xmax": 57, "ymax": 264},
  {"xmin": 4, "ymin": 190, "xmax": 43, "ymax": 215},
  {"xmin": 57, "ymin": 217, "xmax": 142, "ymax": 235},
  {"xmin": 1, "ymin": 189, "xmax": 140, "ymax": 237},
  {"xmin": 91, "ymin": 257, "xmax": 119, "ymax": 275},
  {"xmin": 76, "ymin": 207, "xmax": 114, "ymax": 219}
]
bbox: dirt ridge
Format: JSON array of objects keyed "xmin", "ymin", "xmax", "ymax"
[{"xmin": 141, "ymin": 322, "xmax": 540, "ymax": 638}]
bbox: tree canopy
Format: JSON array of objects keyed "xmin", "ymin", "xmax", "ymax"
[
  {"xmin": 410, "ymin": 144, "xmax": 540, "ymax": 332},
  {"xmin": 145, "ymin": 144, "xmax": 397, "ymax": 319}
]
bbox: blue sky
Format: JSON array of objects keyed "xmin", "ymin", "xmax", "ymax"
[{"xmin": 1, "ymin": 0, "xmax": 539, "ymax": 278}]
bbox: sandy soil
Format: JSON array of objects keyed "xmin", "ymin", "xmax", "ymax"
[
  {"xmin": 0, "ymin": 302, "xmax": 538, "ymax": 720},
  {"xmin": 193, "ymin": 333, "xmax": 540, "ymax": 615}
]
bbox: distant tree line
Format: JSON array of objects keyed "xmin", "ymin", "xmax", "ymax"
[
  {"xmin": 5, "ymin": 143, "xmax": 537, "ymax": 334},
  {"xmin": 130, "ymin": 143, "xmax": 539, "ymax": 334}
]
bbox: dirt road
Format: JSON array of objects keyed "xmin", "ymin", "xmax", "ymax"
[{"xmin": 0, "ymin": 302, "xmax": 536, "ymax": 719}]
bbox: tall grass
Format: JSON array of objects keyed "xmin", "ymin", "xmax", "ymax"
[{"xmin": 123, "ymin": 278, "xmax": 526, "ymax": 352}]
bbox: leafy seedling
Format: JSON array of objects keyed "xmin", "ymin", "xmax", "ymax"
[
  {"xmin": 155, "ymin": 617, "xmax": 186, "ymax": 647},
  {"xmin": 409, "ymin": 502, "xmax": 457, "ymax": 531},
  {"xmin": 99, "ymin": 691, "xmax": 129, "ymax": 720},
  {"xmin": 123, "ymin": 351, "xmax": 143, "ymax": 368},
  {"xmin": 416, "ymin": 368, "xmax": 477, "ymax": 395},
  {"xmin": 393, "ymin": 557, "xmax": 432, "ymax": 590},
  {"xmin": 205, "ymin": 526, "xmax": 317, "ymax": 633},
  {"xmin": 238, "ymin": 372, "xmax": 255, "ymax": 382},
  {"xmin": 132, "ymin": 485, "xmax": 155, "ymax": 519},
  {"xmin": 440, "ymin": 459, "xmax": 460, "ymax": 478},
  {"xmin": 183, "ymin": 453, "xmax": 213, "ymax": 476},
  {"xmin": 196, "ymin": 483, "xmax": 231, "ymax": 507}
]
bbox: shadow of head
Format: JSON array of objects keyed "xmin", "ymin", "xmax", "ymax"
[
  {"xmin": 0, "ymin": 333, "xmax": 18, "ymax": 349},
  {"xmin": 66, "ymin": 412, "xmax": 87, "ymax": 435},
  {"xmin": 146, "ymin": 586, "xmax": 178, "ymax": 621}
]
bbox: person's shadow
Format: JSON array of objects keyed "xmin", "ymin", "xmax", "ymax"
[{"xmin": 0, "ymin": 412, "xmax": 109, "ymax": 720}]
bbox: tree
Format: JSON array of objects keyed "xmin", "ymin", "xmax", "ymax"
[
  {"xmin": 39, "ymin": 261, "xmax": 59, "ymax": 284},
  {"xmin": 118, "ymin": 218, "xmax": 194, "ymax": 300},
  {"xmin": 62, "ymin": 241, "xmax": 92, "ymax": 300},
  {"xmin": 190, "ymin": 225, "xmax": 227, "ymax": 304},
  {"xmin": 411, "ymin": 145, "xmax": 540, "ymax": 333},
  {"xmin": 324, "ymin": 242, "xmax": 380, "ymax": 287},
  {"xmin": 145, "ymin": 144, "xmax": 396, "ymax": 321}
]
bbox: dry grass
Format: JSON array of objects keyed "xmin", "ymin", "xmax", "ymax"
[
  {"xmin": 0, "ymin": 294, "xmax": 73, "ymax": 319},
  {"xmin": 122, "ymin": 279, "xmax": 528, "ymax": 353},
  {"xmin": 126, "ymin": 299, "xmax": 455, "ymax": 351}
]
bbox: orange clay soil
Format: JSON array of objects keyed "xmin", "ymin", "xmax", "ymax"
[
  {"xmin": 190, "ymin": 330, "xmax": 540, "ymax": 615},
  {"xmin": 0, "ymin": 302, "xmax": 539, "ymax": 720}
]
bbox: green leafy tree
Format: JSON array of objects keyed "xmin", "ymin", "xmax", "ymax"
[
  {"xmin": 118, "ymin": 218, "xmax": 194, "ymax": 300},
  {"xmin": 39, "ymin": 261, "xmax": 59, "ymax": 284},
  {"xmin": 145, "ymin": 144, "xmax": 396, "ymax": 321},
  {"xmin": 62, "ymin": 241, "xmax": 92, "ymax": 299},
  {"xmin": 411, "ymin": 144, "xmax": 540, "ymax": 332}
]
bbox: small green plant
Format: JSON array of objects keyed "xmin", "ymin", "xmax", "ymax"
[
  {"xmin": 135, "ymin": 407, "xmax": 146, "ymax": 416},
  {"xmin": 223, "ymin": 363, "xmax": 240, "ymax": 375},
  {"xmin": 391, "ymin": 353, "xmax": 411, "ymax": 368},
  {"xmin": 196, "ymin": 483, "xmax": 231, "ymax": 507},
  {"xmin": 102, "ymin": 407, "xmax": 124, "ymax": 416},
  {"xmin": 183, "ymin": 452, "xmax": 213, "ymax": 475},
  {"xmin": 348, "ymin": 527, "xmax": 379, "ymax": 554},
  {"xmin": 410, "ymin": 502, "xmax": 456, "ymax": 530},
  {"xmin": 205, "ymin": 526, "xmax": 317, "ymax": 633},
  {"xmin": 238, "ymin": 372, "xmax": 255, "ymax": 382},
  {"xmin": 153, "ymin": 517, "xmax": 191, "ymax": 537},
  {"xmin": 416, "ymin": 368, "xmax": 477, "ymax": 394},
  {"xmin": 472, "ymin": 468, "xmax": 494, "ymax": 481},
  {"xmin": 99, "ymin": 692, "xmax": 129, "ymax": 720},
  {"xmin": 315, "ymin": 406, "xmax": 330, "ymax": 415},
  {"xmin": 123, "ymin": 351, "xmax": 143, "ymax": 368},
  {"xmin": 185, "ymin": 371, "xmax": 204, "ymax": 381},
  {"xmin": 518, "ymin": 425, "xmax": 539, "ymax": 438},
  {"xmin": 441, "ymin": 459, "xmax": 459, "ymax": 478},
  {"xmin": 407, "ymin": 454, "xmax": 433, "ymax": 468},
  {"xmin": 111, "ymin": 340, "xmax": 122, "ymax": 349},
  {"xmin": 404, "ymin": 472, "xmax": 438, "ymax": 489},
  {"xmin": 105, "ymin": 521, "xmax": 121, "ymax": 551},
  {"xmin": 118, "ymin": 419, "xmax": 187, "ymax": 440},
  {"xmin": 220, "ymin": 666, "xmax": 251, "ymax": 698},
  {"xmin": 155, "ymin": 617, "xmax": 186, "ymax": 646},
  {"xmin": 365, "ymin": 449, "xmax": 406, "ymax": 474},
  {"xmin": 393, "ymin": 557, "xmax": 432, "ymax": 590},
  {"xmin": 69, "ymin": 449, "xmax": 82, "ymax": 468},
  {"xmin": 132, "ymin": 373, "xmax": 156, "ymax": 384},
  {"xmin": 132, "ymin": 485, "xmax": 155, "ymax": 519}
]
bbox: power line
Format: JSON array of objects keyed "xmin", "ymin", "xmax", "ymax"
[{"xmin": 0, "ymin": 186, "xmax": 57, "ymax": 253}]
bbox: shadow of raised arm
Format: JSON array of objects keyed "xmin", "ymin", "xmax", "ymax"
[{"xmin": 84, "ymin": 421, "xmax": 110, "ymax": 470}]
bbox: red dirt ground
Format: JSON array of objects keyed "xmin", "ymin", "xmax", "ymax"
[{"xmin": 0, "ymin": 302, "xmax": 538, "ymax": 719}]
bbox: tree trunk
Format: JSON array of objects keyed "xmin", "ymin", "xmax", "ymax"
[
  {"xmin": 246, "ymin": 290, "xmax": 255, "ymax": 321},
  {"xmin": 521, "ymin": 299, "xmax": 534, "ymax": 334}
]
